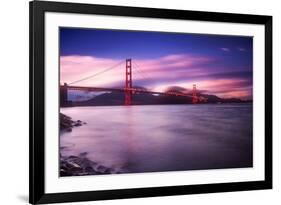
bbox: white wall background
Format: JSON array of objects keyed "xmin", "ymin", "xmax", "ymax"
[{"xmin": 0, "ymin": 0, "xmax": 279, "ymax": 204}]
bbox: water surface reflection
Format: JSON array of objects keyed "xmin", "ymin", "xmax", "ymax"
[{"xmin": 60, "ymin": 104, "xmax": 253, "ymax": 174}]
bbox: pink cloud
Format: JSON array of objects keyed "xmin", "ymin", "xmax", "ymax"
[
  {"xmin": 133, "ymin": 54, "xmax": 214, "ymax": 82},
  {"xmin": 196, "ymin": 79, "xmax": 252, "ymax": 99},
  {"xmin": 60, "ymin": 54, "xmax": 214, "ymax": 87},
  {"xmin": 60, "ymin": 54, "xmax": 252, "ymax": 99},
  {"xmin": 154, "ymin": 79, "xmax": 252, "ymax": 99},
  {"xmin": 60, "ymin": 56, "xmax": 124, "ymax": 87}
]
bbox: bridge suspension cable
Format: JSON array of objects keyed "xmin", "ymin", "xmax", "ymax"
[
  {"xmin": 68, "ymin": 60, "xmax": 124, "ymax": 85},
  {"xmin": 132, "ymin": 64, "xmax": 147, "ymax": 81},
  {"xmin": 133, "ymin": 61, "xmax": 154, "ymax": 82}
]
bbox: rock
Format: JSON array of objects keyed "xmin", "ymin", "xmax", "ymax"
[
  {"xmin": 103, "ymin": 168, "xmax": 112, "ymax": 174},
  {"xmin": 85, "ymin": 166, "xmax": 94, "ymax": 172},
  {"xmin": 60, "ymin": 154, "xmax": 118, "ymax": 176},
  {"xmin": 60, "ymin": 113, "xmax": 74, "ymax": 130},
  {"xmin": 73, "ymin": 122, "xmax": 82, "ymax": 127},
  {"xmin": 68, "ymin": 161, "xmax": 80, "ymax": 168},
  {"xmin": 96, "ymin": 165, "xmax": 108, "ymax": 173},
  {"xmin": 68, "ymin": 155, "xmax": 78, "ymax": 159},
  {"xmin": 60, "ymin": 113, "xmax": 86, "ymax": 131},
  {"xmin": 60, "ymin": 169, "xmax": 70, "ymax": 177},
  {"xmin": 79, "ymin": 152, "xmax": 88, "ymax": 158}
]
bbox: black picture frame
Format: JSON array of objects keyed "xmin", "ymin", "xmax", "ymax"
[{"xmin": 29, "ymin": 0, "xmax": 272, "ymax": 204}]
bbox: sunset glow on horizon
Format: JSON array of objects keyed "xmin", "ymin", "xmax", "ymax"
[{"xmin": 60, "ymin": 28, "xmax": 253, "ymax": 100}]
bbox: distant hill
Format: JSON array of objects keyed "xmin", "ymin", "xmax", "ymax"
[
  {"xmin": 66, "ymin": 91, "xmax": 245, "ymax": 107},
  {"xmin": 200, "ymin": 94, "xmax": 242, "ymax": 103}
]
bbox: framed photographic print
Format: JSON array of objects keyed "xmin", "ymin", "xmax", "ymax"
[{"xmin": 29, "ymin": 0, "xmax": 272, "ymax": 204}]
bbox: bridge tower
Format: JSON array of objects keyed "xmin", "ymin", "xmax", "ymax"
[
  {"xmin": 60, "ymin": 83, "xmax": 68, "ymax": 107},
  {"xmin": 192, "ymin": 84, "xmax": 198, "ymax": 104},
  {"xmin": 125, "ymin": 59, "xmax": 132, "ymax": 105}
]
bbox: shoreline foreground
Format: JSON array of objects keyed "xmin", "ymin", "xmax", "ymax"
[{"xmin": 60, "ymin": 113, "xmax": 119, "ymax": 176}]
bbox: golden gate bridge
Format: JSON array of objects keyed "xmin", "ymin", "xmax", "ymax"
[{"xmin": 60, "ymin": 59, "xmax": 205, "ymax": 106}]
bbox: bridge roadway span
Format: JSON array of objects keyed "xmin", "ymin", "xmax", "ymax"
[{"xmin": 66, "ymin": 85, "xmax": 193, "ymax": 97}]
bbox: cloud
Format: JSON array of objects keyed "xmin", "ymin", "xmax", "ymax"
[
  {"xmin": 220, "ymin": 47, "xmax": 230, "ymax": 52},
  {"xmin": 60, "ymin": 53, "xmax": 252, "ymax": 99},
  {"xmin": 60, "ymin": 56, "xmax": 124, "ymax": 87},
  {"xmin": 237, "ymin": 47, "xmax": 246, "ymax": 52},
  {"xmin": 60, "ymin": 54, "xmax": 214, "ymax": 87},
  {"xmin": 153, "ymin": 79, "xmax": 252, "ymax": 100},
  {"xmin": 133, "ymin": 54, "xmax": 215, "ymax": 83}
]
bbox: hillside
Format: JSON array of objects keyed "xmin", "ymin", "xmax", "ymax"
[{"xmin": 66, "ymin": 91, "xmax": 245, "ymax": 107}]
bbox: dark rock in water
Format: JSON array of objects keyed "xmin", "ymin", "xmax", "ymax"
[
  {"xmin": 70, "ymin": 166, "xmax": 82, "ymax": 172},
  {"xmin": 60, "ymin": 115, "xmax": 115, "ymax": 176},
  {"xmin": 60, "ymin": 113, "xmax": 73, "ymax": 130},
  {"xmin": 60, "ymin": 168, "xmax": 70, "ymax": 177},
  {"xmin": 60, "ymin": 154, "xmax": 120, "ymax": 176},
  {"xmin": 73, "ymin": 122, "xmax": 82, "ymax": 127},
  {"xmin": 85, "ymin": 166, "xmax": 94, "ymax": 172},
  {"xmin": 96, "ymin": 165, "xmax": 108, "ymax": 173},
  {"xmin": 60, "ymin": 146, "xmax": 67, "ymax": 150},
  {"xmin": 103, "ymin": 168, "xmax": 112, "ymax": 174},
  {"xmin": 79, "ymin": 152, "xmax": 88, "ymax": 158},
  {"xmin": 60, "ymin": 113, "xmax": 86, "ymax": 131}
]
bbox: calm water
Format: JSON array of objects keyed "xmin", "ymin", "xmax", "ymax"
[{"xmin": 60, "ymin": 104, "xmax": 253, "ymax": 174}]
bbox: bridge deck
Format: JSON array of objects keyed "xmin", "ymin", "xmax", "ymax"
[{"xmin": 65, "ymin": 85, "xmax": 192, "ymax": 97}]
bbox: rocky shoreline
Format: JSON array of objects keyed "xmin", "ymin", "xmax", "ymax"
[
  {"xmin": 60, "ymin": 113, "xmax": 118, "ymax": 176},
  {"xmin": 60, "ymin": 113, "xmax": 86, "ymax": 132},
  {"xmin": 60, "ymin": 152, "xmax": 121, "ymax": 176}
]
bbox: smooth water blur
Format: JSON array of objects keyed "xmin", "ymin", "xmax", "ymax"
[{"xmin": 60, "ymin": 104, "xmax": 253, "ymax": 174}]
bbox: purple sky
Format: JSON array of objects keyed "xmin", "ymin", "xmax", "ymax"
[{"xmin": 60, "ymin": 28, "xmax": 253, "ymax": 100}]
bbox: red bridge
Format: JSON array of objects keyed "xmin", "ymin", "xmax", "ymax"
[{"xmin": 60, "ymin": 59, "xmax": 202, "ymax": 106}]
